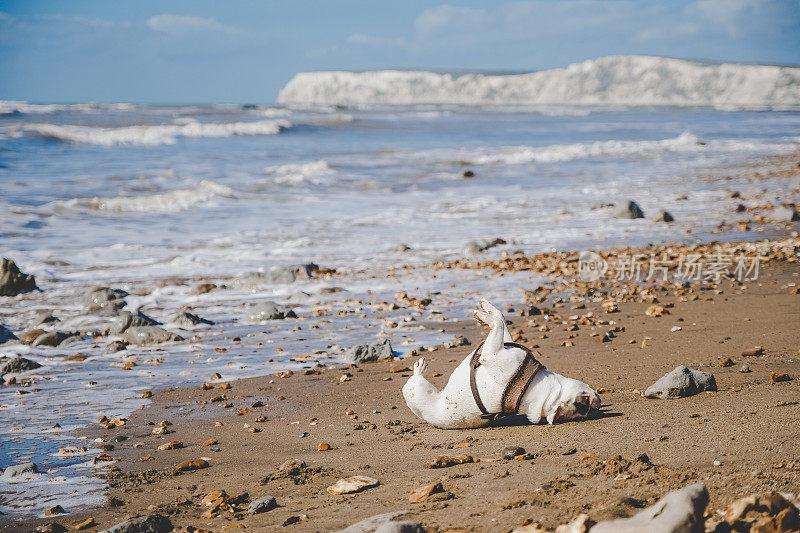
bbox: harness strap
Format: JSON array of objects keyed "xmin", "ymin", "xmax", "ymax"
[{"xmin": 469, "ymin": 340, "xmax": 546, "ymax": 419}]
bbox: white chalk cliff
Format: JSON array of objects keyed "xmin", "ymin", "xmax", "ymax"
[{"xmin": 278, "ymin": 55, "xmax": 800, "ymax": 107}]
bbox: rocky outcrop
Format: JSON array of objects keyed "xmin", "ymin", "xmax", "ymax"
[
  {"xmin": 344, "ymin": 339, "xmax": 394, "ymax": 364},
  {"xmin": 81, "ymin": 287, "xmax": 129, "ymax": 316},
  {"xmin": 591, "ymin": 483, "xmax": 708, "ymax": 533},
  {"xmin": 0, "ymin": 258, "xmax": 37, "ymax": 297},
  {"xmin": 110, "ymin": 311, "xmax": 159, "ymax": 334}
]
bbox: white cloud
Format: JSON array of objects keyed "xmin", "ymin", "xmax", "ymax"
[
  {"xmin": 414, "ymin": 5, "xmax": 485, "ymax": 38},
  {"xmin": 146, "ymin": 14, "xmax": 238, "ymax": 36},
  {"xmin": 346, "ymin": 33, "xmax": 405, "ymax": 46}
]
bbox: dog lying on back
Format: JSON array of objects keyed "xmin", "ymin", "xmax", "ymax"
[{"xmin": 403, "ymin": 299, "xmax": 600, "ymax": 429}]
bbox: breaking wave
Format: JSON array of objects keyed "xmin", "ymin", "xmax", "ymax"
[
  {"xmin": 25, "ymin": 119, "xmax": 291, "ymax": 146},
  {"xmin": 278, "ymin": 55, "xmax": 800, "ymax": 107},
  {"xmin": 265, "ymin": 160, "xmax": 335, "ymax": 185},
  {"xmin": 47, "ymin": 181, "xmax": 235, "ymax": 214}
]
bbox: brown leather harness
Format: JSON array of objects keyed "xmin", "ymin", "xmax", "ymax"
[{"xmin": 469, "ymin": 340, "xmax": 546, "ymax": 420}]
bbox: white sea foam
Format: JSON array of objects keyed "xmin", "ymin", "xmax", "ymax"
[
  {"xmin": 265, "ymin": 160, "xmax": 335, "ymax": 185},
  {"xmin": 25, "ymin": 119, "xmax": 291, "ymax": 146},
  {"xmin": 48, "ymin": 181, "xmax": 235, "ymax": 214},
  {"xmin": 278, "ymin": 55, "xmax": 800, "ymax": 107},
  {"xmin": 0, "ymin": 101, "xmax": 136, "ymax": 114}
]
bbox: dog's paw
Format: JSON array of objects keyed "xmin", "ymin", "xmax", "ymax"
[
  {"xmin": 413, "ymin": 357, "xmax": 428, "ymax": 376},
  {"xmin": 473, "ymin": 308, "xmax": 490, "ymax": 326},
  {"xmin": 479, "ymin": 299, "xmax": 504, "ymax": 321}
]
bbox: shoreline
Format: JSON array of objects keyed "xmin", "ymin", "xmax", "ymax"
[{"xmin": 4, "ymin": 237, "xmax": 798, "ymax": 532}]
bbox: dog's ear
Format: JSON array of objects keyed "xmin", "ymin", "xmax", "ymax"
[{"xmin": 574, "ymin": 394, "xmax": 591, "ymax": 416}]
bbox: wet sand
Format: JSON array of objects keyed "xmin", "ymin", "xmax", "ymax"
[{"xmin": 7, "ymin": 243, "xmax": 799, "ymax": 532}]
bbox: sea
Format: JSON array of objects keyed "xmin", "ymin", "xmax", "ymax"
[{"xmin": 1, "ymin": 100, "xmax": 799, "ymax": 518}]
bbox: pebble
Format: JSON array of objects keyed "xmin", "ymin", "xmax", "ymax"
[
  {"xmin": 740, "ymin": 365, "xmax": 751, "ymax": 373},
  {"xmin": 428, "ymin": 455, "xmax": 474, "ymax": 468},
  {"xmin": 174, "ymin": 459, "xmax": 209, "ymax": 473},
  {"xmin": 502, "ymin": 446, "xmax": 526, "ymax": 460},
  {"xmin": 409, "ymin": 482, "xmax": 444, "ymax": 503},
  {"xmin": 248, "ymin": 495, "xmax": 277, "ymax": 514},
  {"xmin": 327, "ymin": 475, "xmax": 380, "ymax": 495}
]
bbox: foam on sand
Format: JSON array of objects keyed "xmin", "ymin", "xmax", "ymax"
[
  {"xmin": 25, "ymin": 119, "xmax": 291, "ymax": 146},
  {"xmin": 278, "ymin": 55, "xmax": 800, "ymax": 107},
  {"xmin": 48, "ymin": 181, "xmax": 236, "ymax": 214}
]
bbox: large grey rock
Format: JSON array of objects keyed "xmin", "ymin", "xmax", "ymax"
[
  {"xmin": 81, "ymin": 287, "xmax": 128, "ymax": 316},
  {"xmin": 591, "ymin": 483, "xmax": 708, "ymax": 533},
  {"xmin": 1, "ymin": 462, "xmax": 38, "ymax": 479},
  {"xmin": 236, "ymin": 264, "xmax": 318, "ymax": 287},
  {"xmin": 123, "ymin": 326, "xmax": 183, "ymax": 345},
  {"xmin": 336, "ymin": 511, "xmax": 410, "ymax": 533},
  {"xmin": 110, "ymin": 311, "xmax": 159, "ymax": 334},
  {"xmin": 171, "ymin": 311, "xmax": 214, "ymax": 328},
  {"xmin": 0, "ymin": 258, "xmax": 37, "ymax": 297},
  {"xmin": 0, "ymin": 324, "xmax": 17, "ymax": 344},
  {"xmin": 246, "ymin": 301, "xmax": 297, "ymax": 322},
  {"xmin": 612, "ymin": 201, "xmax": 645, "ymax": 219},
  {"xmin": 344, "ymin": 339, "xmax": 394, "ymax": 364},
  {"xmin": 1, "ymin": 357, "xmax": 42, "ymax": 374},
  {"xmin": 374, "ymin": 522, "xmax": 426, "ymax": 533},
  {"xmin": 32, "ymin": 331, "xmax": 76, "ymax": 347},
  {"xmin": 771, "ymin": 205, "xmax": 800, "ymax": 222},
  {"xmin": 99, "ymin": 514, "xmax": 173, "ymax": 533},
  {"xmin": 645, "ymin": 366, "xmax": 717, "ymax": 399},
  {"xmin": 247, "ymin": 495, "xmax": 277, "ymax": 514}
]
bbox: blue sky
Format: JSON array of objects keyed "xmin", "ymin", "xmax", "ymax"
[{"xmin": 1, "ymin": 0, "xmax": 799, "ymax": 103}]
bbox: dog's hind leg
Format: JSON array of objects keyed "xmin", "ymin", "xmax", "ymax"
[{"xmin": 474, "ymin": 299, "xmax": 511, "ymax": 365}]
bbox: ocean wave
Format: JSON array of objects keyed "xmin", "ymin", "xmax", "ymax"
[
  {"xmin": 463, "ymin": 131, "xmax": 702, "ymax": 166},
  {"xmin": 278, "ymin": 55, "xmax": 800, "ymax": 107},
  {"xmin": 47, "ymin": 181, "xmax": 235, "ymax": 213},
  {"xmin": 24, "ymin": 119, "xmax": 291, "ymax": 146},
  {"xmin": 0, "ymin": 101, "xmax": 137, "ymax": 115},
  {"xmin": 265, "ymin": 160, "xmax": 335, "ymax": 185}
]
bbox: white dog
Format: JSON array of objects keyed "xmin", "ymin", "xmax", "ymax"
[{"xmin": 403, "ymin": 299, "xmax": 601, "ymax": 429}]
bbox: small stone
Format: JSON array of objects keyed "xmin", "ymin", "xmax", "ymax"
[
  {"xmin": 327, "ymin": 475, "xmax": 380, "ymax": 495},
  {"xmin": 110, "ymin": 311, "xmax": 159, "ymax": 335},
  {"xmin": 554, "ymin": 514, "xmax": 596, "ymax": 533},
  {"xmin": 248, "ymin": 495, "xmax": 277, "ymax": 514},
  {"xmin": 771, "ymin": 372, "xmax": 791, "ymax": 383},
  {"xmin": 742, "ymin": 346, "xmax": 764, "ymax": 357},
  {"xmin": 32, "ymin": 331, "xmax": 75, "ymax": 347},
  {"xmin": 344, "ymin": 339, "xmax": 394, "ymax": 364},
  {"xmin": 104, "ymin": 340, "xmax": 129, "ymax": 354},
  {"xmin": 771, "ymin": 205, "xmax": 800, "ymax": 222},
  {"xmin": 611, "ymin": 200, "xmax": 645, "ymax": 219},
  {"xmin": 174, "ymin": 459, "xmax": 209, "ymax": 473},
  {"xmin": 502, "ymin": 446, "xmax": 526, "ymax": 460},
  {"xmin": 318, "ymin": 442, "xmax": 330, "ymax": 451},
  {"xmin": 428, "ymin": 455, "xmax": 474, "ymax": 468},
  {"xmin": 374, "ymin": 522, "xmax": 426, "ymax": 533},
  {"xmin": 653, "ymin": 209, "xmax": 674, "ymax": 223},
  {"xmin": 246, "ymin": 301, "xmax": 297, "ymax": 322},
  {"xmin": 191, "ymin": 283, "xmax": 217, "ymax": 294},
  {"xmin": 409, "ymin": 482, "xmax": 444, "ymax": 503},
  {"xmin": 740, "ymin": 365, "xmax": 751, "ymax": 373},
  {"xmin": 670, "ymin": 326, "xmax": 682, "ymax": 332},
  {"xmin": 73, "ymin": 518, "xmax": 96, "ymax": 530},
  {"xmin": 123, "ymin": 326, "xmax": 183, "ymax": 345},
  {"xmin": 644, "ymin": 366, "xmax": 716, "ymax": 399},
  {"xmin": 713, "ymin": 460, "xmax": 722, "ymax": 466},
  {"xmin": 157, "ymin": 441, "xmax": 183, "ymax": 451},
  {"xmin": 81, "ymin": 287, "xmax": 128, "ymax": 315},
  {"xmin": 100, "ymin": 513, "xmax": 172, "ymax": 533},
  {"xmin": 172, "ymin": 311, "xmax": 214, "ymax": 328},
  {"xmin": 45, "ymin": 505, "xmax": 65, "ymax": 516},
  {"xmin": 17, "ymin": 328, "xmax": 45, "ymax": 344},
  {"xmin": 1, "ymin": 462, "xmax": 38, "ymax": 479},
  {"xmin": 35, "ymin": 524, "xmax": 67, "ymax": 533},
  {"xmin": 720, "ymin": 357, "xmax": 734, "ymax": 367},
  {"xmin": 645, "ymin": 305, "xmax": 668, "ymax": 317}
]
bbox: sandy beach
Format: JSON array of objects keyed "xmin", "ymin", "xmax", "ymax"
[{"xmin": 5, "ymin": 232, "xmax": 799, "ymax": 532}]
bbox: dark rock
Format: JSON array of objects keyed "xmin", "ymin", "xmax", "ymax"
[
  {"xmin": 645, "ymin": 366, "xmax": 717, "ymax": 399},
  {"xmin": 99, "ymin": 513, "xmax": 173, "ymax": 533},
  {"xmin": 463, "ymin": 238, "xmax": 506, "ymax": 256},
  {"xmin": 81, "ymin": 287, "xmax": 128, "ymax": 316},
  {"xmin": 57, "ymin": 335, "xmax": 82, "ymax": 348},
  {"xmin": 520, "ymin": 305, "xmax": 542, "ymax": 316},
  {"xmin": 123, "ymin": 326, "xmax": 184, "ymax": 345},
  {"xmin": 771, "ymin": 206, "xmax": 800, "ymax": 222},
  {"xmin": 18, "ymin": 328, "xmax": 46, "ymax": 344},
  {"xmin": 374, "ymin": 522, "xmax": 426, "ymax": 533},
  {"xmin": 105, "ymin": 340, "xmax": 129, "ymax": 354},
  {"xmin": 247, "ymin": 495, "xmax": 277, "ymax": 514},
  {"xmin": 171, "ymin": 311, "xmax": 214, "ymax": 328},
  {"xmin": 654, "ymin": 209, "xmax": 675, "ymax": 222},
  {"xmin": 344, "ymin": 339, "xmax": 394, "ymax": 364},
  {"xmin": 190, "ymin": 282, "xmax": 218, "ymax": 294},
  {"xmin": 1, "ymin": 462, "xmax": 38, "ymax": 479},
  {"xmin": 246, "ymin": 301, "xmax": 297, "ymax": 322},
  {"xmin": 1, "ymin": 357, "xmax": 42, "ymax": 374},
  {"xmin": 45, "ymin": 505, "xmax": 65, "ymax": 516},
  {"xmin": 110, "ymin": 311, "xmax": 159, "ymax": 335},
  {"xmin": 392, "ymin": 244, "xmax": 412, "ymax": 252},
  {"xmin": 461, "ymin": 170, "xmax": 475, "ymax": 178},
  {"xmin": 591, "ymin": 483, "xmax": 708, "ymax": 533},
  {"xmin": 35, "ymin": 313, "xmax": 60, "ymax": 325},
  {"xmin": 612, "ymin": 200, "xmax": 645, "ymax": 219},
  {"xmin": 0, "ymin": 324, "xmax": 18, "ymax": 344},
  {"xmin": 32, "ymin": 331, "xmax": 75, "ymax": 347},
  {"xmin": 0, "ymin": 258, "xmax": 37, "ymax": 296},
  {"xmin": 502, "ymin": 446, "xmax": 526, "ymax": 460}
]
